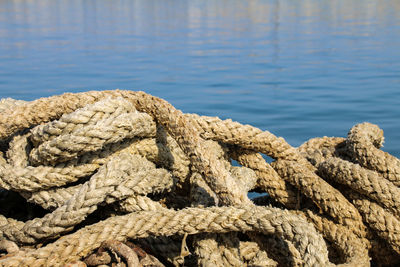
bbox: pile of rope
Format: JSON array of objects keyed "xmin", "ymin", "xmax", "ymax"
[{"xmin": 0, "ymin": 90, "xmax": 399, "ymax": 267}]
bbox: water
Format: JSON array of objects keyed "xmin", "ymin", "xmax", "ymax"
[{"xmin": 1, "ymin": 0, "xmax": 400, "ymax": 156}]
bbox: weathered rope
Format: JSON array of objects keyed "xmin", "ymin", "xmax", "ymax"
[
  {"xmin": 347, "ymin": 191, "xmax": 400, "ymax": 255},
  {"xmin": 29, "ymin": 97, "xmax": 136, "ymax": 146},
  {"xmin": 300, "ymin": 209, "xmax": 370, "ymax": 266},
  {"xmin": 319, "ymin": 157, "xmax": 400, "ymax": 218},
  {"xmin": 0, "ymin": 205, "xmax": 329, "ymax": 267},
  {"xmin": 346, "ymin": 122, "xmax": 400, "ymax": 186},
  {"xmin": 247, "ymin": 231, "xmax": 304, "ymax": 266},
  {"xmin": 228, "ymin": 147, "xmax": 299, "ymax": 208},
  {"xmin": 239, "ymin": 241, "xmax": 278, "ymax": 266},
  {"xmin": 272, "ymin": 159, "xmax": 366, "ymax": 237},
  {"xmin": 1, "ymin": 91, "xmax": 400, "ymax": 266},
  {"xmin": 1, "ymin": 153, "xmax": 173, "ymax": 244},
  {"xmin": 29, "ymin": 111, "xmax": 156, "ymax": 165}
]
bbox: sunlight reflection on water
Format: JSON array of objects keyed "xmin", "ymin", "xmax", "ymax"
[{"xmin": 0, "ymin": 0, "xmax": 399, "ymax": 155}]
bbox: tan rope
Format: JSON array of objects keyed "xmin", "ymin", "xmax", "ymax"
[
  {"xmin": 186, "ymin": 113, "xmax": 302, "ymax": 162},
  {"xmin": 30, "ymin": 97, "xmax": 136, "ymax": 146},
  {"xmin": 190, "ymin": 140, "xmax": 247, "ymax": 267},
  {"xmin": 319, "ymin": 157, "xmax": 400, "ymax": 218},
  {"xmin": 0, "ymin": 90, "xmax": 110, "ymax": 139},
  {"xmin": 272, "ymin": 159, "xmax": 366, "ymax": 237},
  {"xmin": 2, "ymin": 91, "xmax": 400, "ymax": 266},
  {"xmin": 0, "ymin": 98, "xmax": 27, "ymax": 113},
  {"xmin": 29, "ymin": 111, "xmax": 156, "ymax": 165},
  {"xmin": 301, "ymin": 209, "xmax": 370, "ymax": 266},
  {"xmin": 1, "ymin": 153, "xmax": 173, "ymax": 244},
  {"xmin": 239, "ymin": 241, "xmax": 278, "ymax": 267},
  {"xmin": 247, "ymin": 232, "xmax": 304, "ymax": 266},
  {"xmin": 134, "ymin": 236, "xmax": 184, "ymax": 266},
  {"xmin": 6, "ymin": 131, "xmax": 31, "ymax": 168},
  {"xmin": 0, "ymin": 205, "xmax": 330, "ymax": 267},
  {"xmin": 229, "ymin": 147, "xmax": 299, "ymax": 208},
  {"xmin": 298, "ymin": 136, "xmax": 347, "ymax": 166},
  {"xmin": 350, "ymin": 194, "xmax": 400, "ymax": 256},
  {"xmin": 346, "ymin": 122, "xmax": 400, "ymax": 186}
]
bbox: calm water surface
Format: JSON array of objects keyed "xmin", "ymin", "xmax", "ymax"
[{"xmin": 0, "ymin": 0, "xmax": 399, "ymax": 155}]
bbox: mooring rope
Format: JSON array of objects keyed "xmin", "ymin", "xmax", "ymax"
[{"xmin": 0, "ymin": 90, "xmax": 399, "ymax": 266}]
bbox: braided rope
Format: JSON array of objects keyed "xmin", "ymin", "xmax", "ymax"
[
  {"xmin": 319, "ymin": 157, "xmax": 400, "ymax": 218},
  {"xmin": 1, "ymin": 91, "xmax": 400, "ymax": 266},
  {"xmin": 7, "ymin": 131, "xmax": 31, "ymax": 168},
  {"xmin": 301, "ymin": 209, "xmax": 370, "ymax": 266},
  {"xmin": 1, "ymin": 153, "xmax": 173, "ymax": 244},
  {"xmin": 239, "ymin": 241, "xmax": 278, "ymax": 266},
  {"xmin": 190, "ymin": 140, "xmax": 248, "ymax": 266},
  {"xmin": 272, "ymin": 159, "xmax": 366, "ymax": 237},
  {"xmin": 0, "ymin": 205, "xmax": 329, "ymax": 267},
  {"xmin": 29, "ymin": 111, "xmax": 156, "ymax": 165},
  {"xmin": 348, "ymin": 192, "xmax": 400, "ymax": 254},
  {"xmin": 30, "ymin": 97, "xmax": 136, "ymax": 145},
  {"xmin": 347, "ymin": 122, "xmax": 400, "ymax": 186},
  {"xmin": 229, "ymin": 147, "xmax": 299, "ymax": 208}
]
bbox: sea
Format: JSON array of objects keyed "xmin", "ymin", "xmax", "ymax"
[{"xmin": 0, "ymin": 0, "xmax": 399, "ymax": 156}]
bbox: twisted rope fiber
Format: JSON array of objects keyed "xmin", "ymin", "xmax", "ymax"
[
  {"xmin": 347, "ymin": 191, "xmax": 400, "ymax": 254},
  {"xmin": 297, "ymin": 135, "xmax": 400, "ymax": 265},
  {"xmin": 1, "ymin": 91, "xmax": 400, "ymax": 266},
  {"xmin": 228, "ymin": 147, "xmax": 299, "ymax": 209},
  {"xmin": 29, "ymin": 97, "xmax": 136, "ymax": 146},
  {"xmin": 319, "ymin": 157, "xmax": 400, "ymax": 218},
  {"xmin": 301, "ymin": 210, "xmax": 370, "ymax": 266},
  {"xmin": 346, "ymin": 122, "xmax": 400, "ymax": 186},
  {"xmin": 297, "ymin": 136, "xmax": 347, "ymax": 166},
  {"xmin": 239, "ymin": 241, "xmax": 278, "ymax": 266},
  {"xmin": 0, "ymin": 205, "xmax": 330, "ymax": 267},
  {"xmin": 142, "ymin": 91, "xmax": 363, "ymax": 237},
  {"xmin": 247, "ymin": 231, "xmax": 304, "ymax": 266},
  {"xmin": 18, "ymin": 135, "xmax": 188, "ymax": 210},
  {"xmin": 1, "ymin": 99, "xmax": 187, "ymax": 194},
  {"xmin": 4, "ymin": 136, "xmax": 186, "ymax": 194},
  {"xmin": 0, "ymin": 98, "xmax": 27, "ymax": 113},
  {"xmin": 0, "ymin": 90, "xmax": 316, "ymax": 206},
  {"xmin": 0, "ymin": 90, "xmax": 366, "ymax": 211},
  {"xmin": 29, "ymin": 111, "xmax": 156, "ymax": 165},
  {"xmin": 1, "ymin": 91, "xmax": 251, "ymax": 206},
  {"xmin": 0, "ymin": 153, "xmax": 173, "ymax": 244},
  {"xmin": 272, "ymin": 159, "xmax": 366, "ymax": 237},
  {"xmin": 184, "ymin": 113, "xmax": 366, "ymax": 237},
  {"xmin": 7, "ymin": 131, "xmax": 31, "ymax": 168},
  {"xmin": 190, "ymin": 140, "xmax": 254, "ymax": 267},
  {"xmin": 194, "ymin": 233, "xmax": 238, "ymax": 267},
  {"xmin": 0, "ymin": 158, "xmax": 99, "ymax": 193}
]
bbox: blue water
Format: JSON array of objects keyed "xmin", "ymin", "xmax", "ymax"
[{"xmin": 1, "ymin": 0, "xmax": 400, "ymax": 156}]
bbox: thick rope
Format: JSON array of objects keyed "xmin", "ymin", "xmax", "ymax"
[
  {"xmin": 190, "ymin": 140, "xmax": 247, "ymax": 267},
  {"xmin": 1, "ymin": 153, "xmax": 173, "ymax": 244},
  {"xmin": 0, "ymin": 205, "xmax": 330, "ymax": 267},
  {"xmin": 0, "ymin": 98, "xmax": 27, "ymax": 113},
  {"xmin": 29, "ymin": 111, "xmax": 156, "ymax": 165},
  {"xmin": 319, "ymin": 157, "xmax": 400, "ymax": 218},
  {"xmin": 1, "ymin": 91, "xmax": 400, "ymax": 266},
  {"xmin": 346, "ymin": 122, "xmax": 400, "ymax": 186},
  {"xmin": 301, "ymin": 209, "xmax": 370, "ymax": 267},
  {"xmin": 239, "ymin": 241, "xmax": 278, "ymax": 266},
  {"xmin": 229, "ymin": 147, "xmax": 299, "ymax": 208},
  {"xmin": 272, "ymin": 159, "xmax": 366, "ymax": 237},
  {"xmin": 29, "ymin": 97, "xmax": 136, "ymax": 146}
]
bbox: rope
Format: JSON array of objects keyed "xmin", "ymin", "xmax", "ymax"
[
  {"xmin": 346, "ymin": 122, "xmax": 400, "ymax": 186},
  {"xmin": 0, "ymin": 205, "xmax": 329, "ymax": 267},
  {"xmin": 0, "ymin": 90, "xmax": 399, "ymax": 266}
]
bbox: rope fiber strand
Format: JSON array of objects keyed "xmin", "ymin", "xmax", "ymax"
[{"xmin": 0, "ymin": 90, "xmax": 399, "ymax": 266}]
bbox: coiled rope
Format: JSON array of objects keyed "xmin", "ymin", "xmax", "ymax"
[{"xmin": 0, "ymin": 90, "xmax": 398, "ymax": 266}]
